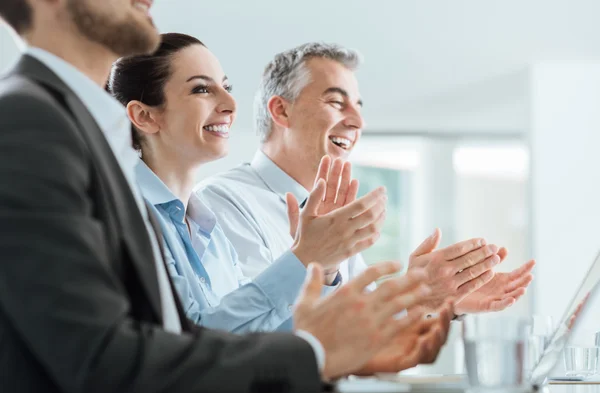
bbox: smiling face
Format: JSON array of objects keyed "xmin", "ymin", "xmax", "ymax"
[
  {"xmin": 280, "ymin": 57, "xmax": 364, "ymax": 175},
  {"xmin": 150, "ymin": 44, "xmax": 236, "ymax": 165},
  {"xmin": 64, "ymin": 0, "xmax": 159, "ymax": 56}
]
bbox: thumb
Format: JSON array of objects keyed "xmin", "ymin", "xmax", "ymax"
[
  {"xmin": 303, "ymin": 178, "xmax": 326, "ymax": 216},
  {"xmin": 286, "ymin": 192, "xmax": 300, "ymax": 239},
  {"xmin": 411, "ymin": 228, "xmax": 441, "ymax": 257},
  {"xmin": 297, "ymin": 263, "xmax": 324, "ymax": 307}
]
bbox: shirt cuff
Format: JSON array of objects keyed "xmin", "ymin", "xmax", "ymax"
[
  {"xmin": 252, "ymin": 249, "xmax": 308, "ymax": 315},
  {"xmin": 295, "ymin": 329, "xmax": 325, "ymax": 373}
]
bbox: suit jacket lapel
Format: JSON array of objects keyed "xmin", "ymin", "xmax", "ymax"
[{"xmin": 12, "ymin": 55, "xmax": 165, "ymax": 322}]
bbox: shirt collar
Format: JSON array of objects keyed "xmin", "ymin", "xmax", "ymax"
[
  {"xmin": 250, "ymin": 150, "xmax": 309, "ymax": 204},
  {"xmin": 25, "ymin": 47, "xmax": 127, "ymax": 138},
  {"xmin": 136, "ymin": 160, "xmax": 216, "ymax": 234}
]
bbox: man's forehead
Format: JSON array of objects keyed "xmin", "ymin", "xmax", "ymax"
[{"xmin": 303, "ymin": 58, "xmax": 361, "ymax": 96}]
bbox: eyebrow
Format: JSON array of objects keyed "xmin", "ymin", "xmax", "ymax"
[
  {"xmin": 322, "ymin": 87, "xmax": 363, "ymax": 107},
  {"xmin": 186, "ymin": 75, "xmax": 229, "ymax": 83}
]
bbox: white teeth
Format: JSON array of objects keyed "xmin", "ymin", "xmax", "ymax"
[
  {"xmin": 330, "ymin": 136, "xmax": 351, "ymax": 149},
  {"xmin": 204, "ymin": 124, "xmax": 230, "ymax": 133},
  {"xmin": 134, "ymin": 2, "xmax": 149, "ymax": 12}
]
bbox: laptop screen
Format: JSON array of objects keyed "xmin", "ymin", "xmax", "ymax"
[{"xmin": 530, "ymin": 250, "xmax": 600, "ymax": 386}]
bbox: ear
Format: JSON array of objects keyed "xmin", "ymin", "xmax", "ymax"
[
  {"xmin": 267, "ymin": 95, "xmax": 291, "ymax": 129},
  {"xmin": 126, "ymin": 100, "xmax": 161, "ymax": 136}
]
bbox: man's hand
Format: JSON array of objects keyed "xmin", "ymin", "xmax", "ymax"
[
  {"xmin": 288, "ymin": 179, "xmax": 386, "ymax": 271},
  {"xmin": 408, "ymin": 228, "xmax": 500, "ymax": 312},
  {"xmin": 294, "ymin": 261, "xmax": 432, "ymax": 380},
  {"xmin": 287, "ymin": 156, "xmax": 359, "ymax": 239},
  {"xmin": 454, "ymin": 247, "xmax": 535, "ymax": 314},
  {"xmin": 286, "ymin": 156, "xmax": 360, "ymax": 283},
  {"xmin": 354, "ymin": 301, "xmax": 454, "ymax": 375}
]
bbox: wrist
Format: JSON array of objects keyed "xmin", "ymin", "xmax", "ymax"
[{"xmin": 291, "ymin": 243, "xmax": 312, "ymax": 267}]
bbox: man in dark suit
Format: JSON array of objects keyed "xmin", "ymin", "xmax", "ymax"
[{"xmin": 0, "ymin": 1, "xmax": 452, "ymax": 391}]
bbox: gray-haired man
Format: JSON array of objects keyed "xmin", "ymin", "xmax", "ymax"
[{"xmin": 197, "ymin": 42, "xmax": 534, "ymax": 315}]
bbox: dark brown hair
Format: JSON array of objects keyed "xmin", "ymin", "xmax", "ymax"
[
  {"xmin": 0, "ymin": 0, "xmax": 33, "ymax": 34},
  {"xmin": 107, "ymin": 32, "xmax": 205, "ymax": 150}
]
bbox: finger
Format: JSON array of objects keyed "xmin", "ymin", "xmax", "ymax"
[
  {"xmin": 344, "ymin": 179, "xmax": 359, "ymax": 205},
  {"xmin": 348, "ymin": 195, "xmax": 386, "ymax": 231},
  {"xmin": 410, "ymin": 228, "xmax": 441, "ymax": 258},
  {"xmin": 351, "ymin": 206, "xmax": 386, "ymax": 239},
  {"xmin": 456, "ymin": 270, "xmax": 495, "ymax": 298},
  {"xmin": 349, "ymin": 232, "xmax": 382, "ymax": 257},
  {"xmin": 335, "ymin": 161, "xmax": 352, "ymax": 207},
  {"xmin": 454, "ymin": 253, "xmax": 501, "ymax": 286},
  {"xmin": 497, "ymin": 247, "xmax": 509, "ymax": 262},
  {"xmin": 370, "ymin": 269, "xmax": 428, "ymax": 304},
  {"xmin": 295, "ymin": 263, "xmax": 324, "ymax": 310},
  {"xmin": 381, "ymin": 312, "xmax": 423, "ymax": 341},
  {"xmin": 375, "ymin": 284, "xmax": 433, "ymax": 323},
  {"xmin": 441, "ymin": 238, "xmax": 487, "ymax": 260},
  {"xmin": 489, "ymin": 297, "xmax": 516, "ymax": 312},
  {"xmin": 303, "ymin": 178, "xmax": 327, "ymax": 215},
  {"xmin": 348, "ymin": 261, "xmax": 403, "ymax": 292},
  {"xmin": 423, "ymin": 325, "xmax": 445, "ymax": 364},
  {"xmin": 507, "ymin": 260, "xmax": 536, "ymax": 281},
  {"xmin": 504, "ymin": 273, "xmax": 533, "ymax": 294},
  {"xmin": 503, "ymin": 287, "xmax": 526, "ymax": 301},
  {"xmin": 285, "ymin": 193, "xmax": 300, "ymax": 239},
  {"xmin": 451, "ymin": 244, "xmax": 499, "ymax": 272},
  {"xmin": 325, "ymin": 158, "xmax": 344, "ymax": 208},
  {"xmin": 438, "ymin": 302, "xmax": 453, "ymax": 342},
  {"xmin": 333, "ymin": 186, "xmax": 386, "ymax": 219},
  {"xmin": 314, "ymin": 155, "xmax": 331, "ymax": 187},
  {"xmin": 392, "ymin": 341, "xmax": 422, "ymax": 372}
]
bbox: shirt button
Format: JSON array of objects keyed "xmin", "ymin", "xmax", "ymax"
[
  {"xmin": 200, "ymin": 277, "xmax": 206, "ymax": 283},
  {"xmin": 287, "ymin": 305, "xmax": 293, "ymax": 312}
]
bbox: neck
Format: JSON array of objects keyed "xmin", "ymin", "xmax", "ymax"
[
  {"xmin": 142, "ymin": 151, "xmax": 199, "ymax": 209},
  {"xmin": 25, "ymin": 29, "xmax": 116, "ymax": 87},
  {"xmin": 261, "ymin": 143, "xmax": 317, "ymax": 191}
]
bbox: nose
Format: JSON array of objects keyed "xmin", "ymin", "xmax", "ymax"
[
  {"xmin": 216, "ymin": 88, "xmax": 237, "ymax": 115},
  {"xmin": 343, "ymin": 103, "xmax": 364, "ymax": 130}
]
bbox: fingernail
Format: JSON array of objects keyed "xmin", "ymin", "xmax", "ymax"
[
  {"xmin": 492, "ymin": 255, "xmax": 500, "ymax": 264},
  {"xmin": 489, "ymin": 244, "xmax": 499, "ymax": 253},
  {"xmin": 479, "ymin": 239, "xmax": 486, "ymax": 247}
]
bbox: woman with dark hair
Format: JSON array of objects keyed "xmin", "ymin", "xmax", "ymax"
[{"xmin": 107, "ymin": 33, "xmax": 349, "ymax": 332}]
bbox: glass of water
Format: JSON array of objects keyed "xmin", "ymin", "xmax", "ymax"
[
  {"xmin": 524, "ymin": 315, "xmax": 554, "ymax": 378},
  {"xmin": 463, "ymin": 314, "xmax": 530, "ymax": 393},
  {"xmin": 563, "ymin": 347, "xmax": 600, "ymax": 377}
]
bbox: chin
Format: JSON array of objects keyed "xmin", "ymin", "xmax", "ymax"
[{"xmin": 199, "ymin": 145, "xmax": 229, "ymax": 164}]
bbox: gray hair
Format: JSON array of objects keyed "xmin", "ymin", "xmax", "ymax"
[{"xmin": 254, "ymin": 42, "xmax": 362, "ymax": 142}]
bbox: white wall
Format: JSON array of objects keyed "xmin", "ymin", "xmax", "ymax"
[{"xmin": 529, "ymin": 63, "xmax": 600, "ymax": 334}]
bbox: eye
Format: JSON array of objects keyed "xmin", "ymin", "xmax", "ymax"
[
  {"xmin": 191, "ymin": 85, "xmax": 210, "ymax": 94},
  {"xmin": 329, "ymin": 100, "xmax": 344, "ymax": 109},
  {"xmin": 223, "ymin": 84, "xmax": 233, "ymax": 93}
]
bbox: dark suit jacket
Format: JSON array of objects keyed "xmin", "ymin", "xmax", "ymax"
[{"xmin": 0, "ymin": 55, "xmax": 321, "ymax": 393}]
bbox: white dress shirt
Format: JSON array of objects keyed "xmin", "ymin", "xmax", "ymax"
[
  {"xmin": 197, "ymin": 149, "xmax": 371, "ymax": 283},
  {"xmin": 24, "ymin": 48, "xmax": 324, "ymax": 370}
]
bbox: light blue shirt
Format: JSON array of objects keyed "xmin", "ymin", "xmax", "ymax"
[
  {"xmin": 197, "ymin": 150, "xmax": 371, "ymax": 285},
  {"xmin": 136, "ymin": 160, "xmax": 322, "ymax": 332}
]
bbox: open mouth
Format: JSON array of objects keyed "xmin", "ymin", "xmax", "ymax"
[
  {"xmin": 203, "ymin": 124, "xmax": 230, "ymax": 138},
  {"xmin": 329, "ymin": 136, "xmax": 352, "ymax": 150},
  {"xmin": 133, "ymin": 0, "xmax": 151, "ymax": 15}
]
